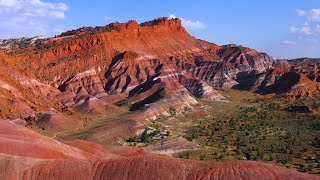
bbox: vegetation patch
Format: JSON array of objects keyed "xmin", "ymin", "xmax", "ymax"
[{"xmin": 157, "ymin": 89, "xmax": 320, "ymax": 174}]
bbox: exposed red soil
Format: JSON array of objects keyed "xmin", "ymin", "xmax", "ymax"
[
  {"xmin": 258, "ymin": 70, "xmax": 320, "ymax": 99},
  {"xmin": 289, "ymin": 58, "xmax": 320, "ymax": 82},
  {"xmin": 0, "ymin": 120, "xmax": 317, "ymax": 180}
]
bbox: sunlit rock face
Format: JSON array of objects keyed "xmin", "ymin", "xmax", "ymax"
[{"xmin": 0, "ymin": 17, "xmax": 318, "ymax": 122}]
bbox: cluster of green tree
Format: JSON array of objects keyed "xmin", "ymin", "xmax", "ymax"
[{"xmin": 183, "ymin": 100, "xmax": 320, "ymax": 174}]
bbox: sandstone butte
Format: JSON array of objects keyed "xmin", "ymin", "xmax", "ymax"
[{"xmin": 0, "ymin": 17, "xmax": 319, "ymax": 179}]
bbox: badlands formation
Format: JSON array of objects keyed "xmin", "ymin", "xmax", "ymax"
[{"xmin": 0, "ymin": 17, "xmax": 319, "ymax": 179}]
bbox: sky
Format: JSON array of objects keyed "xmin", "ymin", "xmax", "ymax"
[{"xmin": 0, "ymin": 0, "xmax": 320, "ymax": 59}]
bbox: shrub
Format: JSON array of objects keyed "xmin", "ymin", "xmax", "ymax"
[
  {"xmin": 307, "ymin": 164, "xmax": 314, "ymax": 172},
  {"xmin": 141, "ymin": 130, "xmax": 151, "ymax": 143},
  {"xmin": 200, "ymin": 154, "xmax": 206, "ymax": 160},
  {"xmin": 218, "ymin": 154, "xmax": 224, "ymax": 160},
  {"xmin": 269, "ymin": 155, "xmax": 274, "ymax": 161},
  {"xmin": 303, "ymin": 147, "xmax": 308, "ymax": 152},
  {"xmin": 168, "ymin": 106, "xmax": 177, "ymax": 116},
  {"xmin": 298, "ymin": 164, "xmax": 305, "ymax": 172}
]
